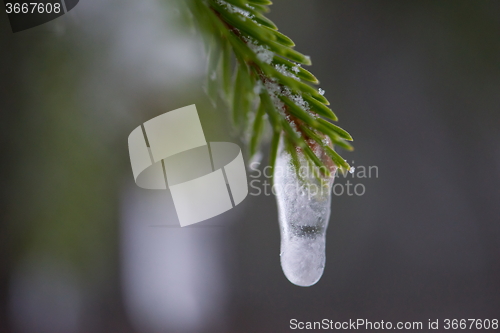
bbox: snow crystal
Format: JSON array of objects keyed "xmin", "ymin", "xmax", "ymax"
[
  {"xmin": 244, "ymin": 36, "xmax": 274, "ymax": 64},
  {"xmin": 274, "ymin": 139, "xmax": 336, "ymax": 287},
  {"xmin": 291, "ymin": 65, "xmax": 301, "ymax": 73},
  {"xmin": 262, "ymin": 77, "xmax": 315, "ymax": 126},
  {"xmin": 274, "ymin": 64, "xmax": 299, "ymax": 80},
  {"xmin": 280, "ymin": 86, "xmax": 311, "ymax": 113},
  {"xmin": 290, "ymin": 92, "xmax": 310, "ymax": 111},
  {"xmin": 253, "ymin": 80, "xmax": 263, "ymax": 94},
  {"xmin": 216, "ymin": 0, "xmax": 253, "ymax": 20},
  {"xmin": 263, "ymin": 79, "xmax": 285, "ymax": 111},
  {"xmin": 318, "ymin": 88, "xmax": 325, "ymax": 96}
]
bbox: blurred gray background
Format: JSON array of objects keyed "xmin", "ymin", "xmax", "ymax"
[{"xmin": 1, "ymin": 0, "xmax": 499, "ymax": 332}]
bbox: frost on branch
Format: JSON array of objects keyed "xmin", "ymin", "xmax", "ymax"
[{"xmin": 243, "ymin": 36, "xmax": 274, "ymax": 64}]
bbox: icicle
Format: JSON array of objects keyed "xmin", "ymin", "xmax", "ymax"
[{"xmin": 274, "ymin": 140, "xmax": 336, "ymax": 287}]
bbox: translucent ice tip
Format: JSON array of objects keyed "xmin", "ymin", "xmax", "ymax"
[
  {"xmin": 280, "ymin": 224, "xmax": 328, "ymax": 286},
  {"xmin": 274, "ymin": 141, "xmax": 335, "ymax": 287}
]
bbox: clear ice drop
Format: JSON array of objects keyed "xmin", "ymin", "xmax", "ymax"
[{"xmin": 274, "ymin": 142, "xmax": 336, "ymax": 287}]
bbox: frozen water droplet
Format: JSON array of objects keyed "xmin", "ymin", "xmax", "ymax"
[
  {"xmin": 349, "ymin": 166, "xmax": 355, "ymax": 174},
  {"xmin": 274, "ymin": 140, "xmax": 335, "ymax": 287},
  {"xmin": 318, "ymin": 88, "xmax": 325, "ymax": 96}
]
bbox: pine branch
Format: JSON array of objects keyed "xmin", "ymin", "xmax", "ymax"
[{"xmin": 185, "ymin": 0, "xmax": 353, "ymax": 177}]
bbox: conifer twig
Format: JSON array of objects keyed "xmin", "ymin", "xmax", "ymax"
[{"xmin": 185, "ymin": 0, "xmax": 353, "ymax": 176}]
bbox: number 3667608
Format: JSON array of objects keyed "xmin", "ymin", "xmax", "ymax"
[{"xmin": 5, "ymin": 2, "xmax": 62, "ymax": 14}]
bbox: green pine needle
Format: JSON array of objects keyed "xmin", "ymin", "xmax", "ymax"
[{"xmin": 186, "ymin": 0, "xmax": 353, "ymax": 177}]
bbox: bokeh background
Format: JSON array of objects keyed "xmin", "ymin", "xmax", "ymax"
[{"xmin": 1, "ymin": 0, "xmax": 499, "ymax": 332}]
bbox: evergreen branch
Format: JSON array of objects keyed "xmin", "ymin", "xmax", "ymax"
[{"xmin": 186, "ymin": 0, "xmax": 353, "ymax": 178}]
